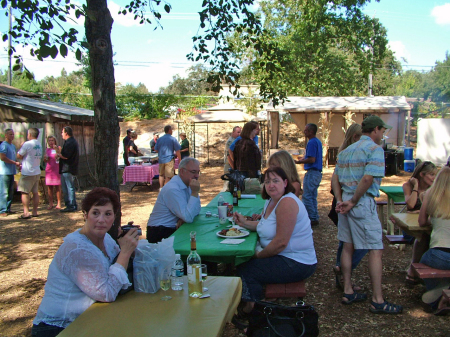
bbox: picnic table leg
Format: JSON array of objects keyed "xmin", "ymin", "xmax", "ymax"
[{"xmin": 387, "ymin": 197, "xmax": 395, "ymax": 235}]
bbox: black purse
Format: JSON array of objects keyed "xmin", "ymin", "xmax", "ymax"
[
  {"xmin": 247, "ymin": 301, "xmax": 319, "ymax": 337},
  {"xmin": 221, "ymin": 169, "xmax": 246, "ymax": 192}
]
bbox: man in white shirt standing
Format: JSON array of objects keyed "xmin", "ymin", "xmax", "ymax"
[
  {"xmin": 146, "ymin": 157, "xmax": 201, "ymax": 243},
  {"xmin": 17, "ymin": 128, "xmax": 43, "ymax": 219}
]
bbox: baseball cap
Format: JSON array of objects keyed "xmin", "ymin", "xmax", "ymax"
[
  {"xmin": 362, "ymin": 116, "xmax": 392, "ymax": 131},
  {"xmin": 126, "ymin": 128, "xmax": 133, "ymax": 133}
]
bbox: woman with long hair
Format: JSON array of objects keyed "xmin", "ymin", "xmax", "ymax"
[
  {"xmin": 330, "ymin": 124, "xmax": 367, "ymax": 291},
  {"xmin": 268, "ymin": 150, "xmax": 302, "ymax": 197},
  {"xmin": 403, "ymin": 161, "xmax": 437, "ymax": 285},
  {"xmin": 418, "ymin": 166, "xmax": 450, "ymax": 312},
  {"xmin": 233, "ymin": 122, "xmax": 261, "ymax": 178}
]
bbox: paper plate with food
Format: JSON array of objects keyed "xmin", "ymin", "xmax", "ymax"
[{"xmin": 216, "ymin": 228, "xmax": 250, "ymax": 239}]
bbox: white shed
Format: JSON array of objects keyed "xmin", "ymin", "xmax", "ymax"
[{"xmin": 266, "ymin": 96, "xmax": 412, "ymax": 151}]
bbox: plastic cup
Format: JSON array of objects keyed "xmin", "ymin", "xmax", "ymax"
[{"xmin": 218, "ymin": 206, "xmax": 227, "ymax": 224}]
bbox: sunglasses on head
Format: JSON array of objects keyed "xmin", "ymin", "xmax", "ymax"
[{"xmin": 419, "ymin": 161, "xmax": 434, "ymax": 172}]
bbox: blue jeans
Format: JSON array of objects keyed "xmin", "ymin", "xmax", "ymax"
[
  {"xmin": 32, "ymin": 323, "xmax": 64, "ymax": 337},
  {"xmin": 237, "ymin": 255, "xmax": 316, "ymax": 301},
  {"xmin": 302, "ymin": 170, "xmax": 322, "ymax": 222},
  {"xmin": 0, "ymin": 174, "xmax": 14, "ymax": 214},
  {"xmin": 61, "ymin": 172, "xmax": 77, "ymax": 210},
  {"xmin": 336, "ymin": 240, "xmax": 368, "ymax": 270},
  {"xmin": 420, "ymin": 248, "xmax": 450, "ymax": 290}
]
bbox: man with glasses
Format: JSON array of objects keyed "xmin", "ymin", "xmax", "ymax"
[
  {"xmin": 332, "ymin": 115, "xmax": 403, "ymax": 314},
  {"xmin": 146, "ymin": 157, "xmax": 201, "ymax": 243}
]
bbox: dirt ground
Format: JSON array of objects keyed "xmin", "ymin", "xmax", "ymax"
[{"xmin": 1, "ymin": 120, "xmax": 449, "ymax": 337}]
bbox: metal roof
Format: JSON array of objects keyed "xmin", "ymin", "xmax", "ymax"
[
  {"xmin": 267, "ymin": 96, "xmax": 411, "ymax": 113},
  {"xmin": 0, "ymin": 83, "xmax": 40, "ymax": 98}
]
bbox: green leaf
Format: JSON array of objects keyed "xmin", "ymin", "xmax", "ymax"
[
  {"xmin": 25, "ymin": 71, "xmax": 34, "ymax": 80},
  {"xmin": 13, "ymin": 64, "xmax": 20, "ymax": 71},
  {"xmin": 50, "ymin": 45, "xmax": 58, "ymax": 59},
  {"xmin": 39, "ymin": 46, "xmax": 51, "ymax": 58},
  {"xmin": 60, "ymin": 44, "xmax": 68, "ymax": 57},
  {"xmin": 75, "ymin": 48, "xmax": 82, "ymax": 61},
  {"xmin": 164, "ymin": 4, "xmax": 170, "ymax": 13}
]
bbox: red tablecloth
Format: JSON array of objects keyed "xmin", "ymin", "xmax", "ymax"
[
  {"xmin": 122, "ymin": 159, "xmax": 179, "ymax": 185},
  {"xmin": 122, "ymin": 165, "xmax": 156, "ymax": 184}
]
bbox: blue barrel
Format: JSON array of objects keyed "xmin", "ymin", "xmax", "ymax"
[
  {"xmin": 404, "ymin": 160, "xmax": 415, "ymax": 172},
  {"xmin": 404, "ymin": 147, "xmax": 413, "ymax": 160}
]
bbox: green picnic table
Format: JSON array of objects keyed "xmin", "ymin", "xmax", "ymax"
[
  {"xmin": 379, "ymin": 186, "xmax": 405, "ymax": 234},
  {"xmin": 379, "ymin": 186, "xmax": 405, "ymax": 203},
  {"xmin": 171, "ymin": 193, "xmax": 265, "ymax": 265}
]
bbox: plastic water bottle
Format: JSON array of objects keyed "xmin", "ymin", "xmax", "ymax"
[
  {"xmin": 171, "ymin": 254, "xmax": 184, "ymax": 291},
  {"xmin": 218, "ymin": 194, "xmax": 224, "ymax": 206}
]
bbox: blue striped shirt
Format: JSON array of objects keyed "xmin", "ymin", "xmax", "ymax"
[{"xmin": 336, "ymin": 135, "xmax": 385, "ymax": 197}]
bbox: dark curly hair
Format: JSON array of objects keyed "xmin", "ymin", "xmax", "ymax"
[
  {"xmin": 81, "ymin": 187, "xmax": 121, "ymax": 214},
  {"xmin": 261, "ymin": 166, "xmax": 295, "ymax": 199}
]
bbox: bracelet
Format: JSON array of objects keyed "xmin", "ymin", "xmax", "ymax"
[{"xmin": 412, "ymin": 190, "xmax": 418, "ymax": 193}]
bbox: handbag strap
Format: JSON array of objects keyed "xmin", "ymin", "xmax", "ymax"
[{"xmin": 264, "ymin": 310, "xmax": 306, "ymax": 337}]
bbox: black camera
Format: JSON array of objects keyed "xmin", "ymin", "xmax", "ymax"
[{"xmin": 119, "ymin": 224, "xmax": 142, "ymax": 238}]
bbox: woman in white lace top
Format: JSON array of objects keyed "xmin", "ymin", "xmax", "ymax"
[{"xmin": 31, "ymin": 188, "xmax": 139, "ymax": 337}]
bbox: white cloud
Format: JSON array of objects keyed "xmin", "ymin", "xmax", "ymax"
[
  {"xmin": 388, "ymin": 40, "xmax": 411, "ymax": 63},
  {"xmin": 109, "ymin": 1, "xmax": 140, "ymax": 27},
  {"xmin": 431, "ymin": 3, "xmax": 450, "ymax": 25}
]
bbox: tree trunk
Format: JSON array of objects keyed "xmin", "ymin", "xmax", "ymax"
[{"xmin": 85, "ymin": 0, "xmax": 121, "ymax": 239}]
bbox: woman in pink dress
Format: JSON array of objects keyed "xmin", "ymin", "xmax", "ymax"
[{"xmin": 43, "ymin": 136, "xmax": 62, "ymax": 210}]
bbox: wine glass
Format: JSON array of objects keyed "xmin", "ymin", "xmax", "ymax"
[
  {"xmin": 159, "ymin": 267, "xmax": 172, "ymax": 301},
  {"xmin": 201, "ymin": 264, "xmax": 208, "ymax": 292}
]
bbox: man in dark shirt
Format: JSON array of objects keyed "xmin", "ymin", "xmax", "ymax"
[
  {"xmin": 57, "ymin": 126, "xmax": 79, "ymax": 212},
  {"xmin": 150, "ymin": 133, "xmax": 159, "ymax": 153},
  {"xmin": 123, "ymin": 129, "xmax": 132, "ymax": 166}
]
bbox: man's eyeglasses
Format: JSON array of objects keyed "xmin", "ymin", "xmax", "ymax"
[{"xmin": 183, "ymin": 168, "xmax": 201, "ymax": 175}]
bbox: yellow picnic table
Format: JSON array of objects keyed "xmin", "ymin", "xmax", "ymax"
[{"xmin": 58, "ymin": 276, "xmax": 242, "ymax": 337}]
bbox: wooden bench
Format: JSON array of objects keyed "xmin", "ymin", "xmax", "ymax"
[
  {"xmin": 412, "ymin": 263, "xmax": 450, "ymax": 279},
  {"xmin": 265, "ymin": 281, "xmax": 306, "ymax": 299},
  {"xmin": 384, "ymin": 235, "xmax": 413, "ymax": 245},
  {"xmin": 376, "ymin": 200, "xmax": 407, "ymax": 235}
]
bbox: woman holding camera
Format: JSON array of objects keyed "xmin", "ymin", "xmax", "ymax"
[{"xmin": 32, "ymin": 188, "xmax": 139, "ymax": 337}]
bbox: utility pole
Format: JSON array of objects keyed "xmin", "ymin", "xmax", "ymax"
[{"xmin": 7, "ymin": 5, "xmax": 12, "ymax": 86}]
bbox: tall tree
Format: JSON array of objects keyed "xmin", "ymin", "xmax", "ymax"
[
  {"xmin": 3, "ymin": 0, "xmax": 262, "ymax": 236},
  {"xmin": 231, "ymin": 0, "xmax": 392, "ymax": 104},
  {"xmin": 160, "ymin": 64, "xmax": 218, "ymax": 95},
  {"xmin": 429, "ymin": 52, "xmax": 450, "ymax": 102}
]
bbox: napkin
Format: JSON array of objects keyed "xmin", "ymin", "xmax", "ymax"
[
  {"xmin": 241, "ymin": 194, "xmax": 256, "ymax": 199},
  {"xmin": 220, "ymin": 239, "xmax": 245, "ymax": 244}
]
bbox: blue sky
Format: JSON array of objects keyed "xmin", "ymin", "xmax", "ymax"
[{"xmin": 0, "ymin": 0, "xmax": 449, "ymax": 93}]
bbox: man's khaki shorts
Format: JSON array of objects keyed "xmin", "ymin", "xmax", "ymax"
[
  {"xmin": 18, "ymin": 174, "xmax": 40, "ymax": 194},
  {"xmin": 337, "ymin": 193, "xmax": 383, "ymax": 250},
  {"xmin": 159, "ymin": 160, "xmax": 175, "ymax": 178}
]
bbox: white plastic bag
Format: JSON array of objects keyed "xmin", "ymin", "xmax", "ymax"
[{"xmin": 133, "ymin": 237, "xmax": 176, "ymax": 293}]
